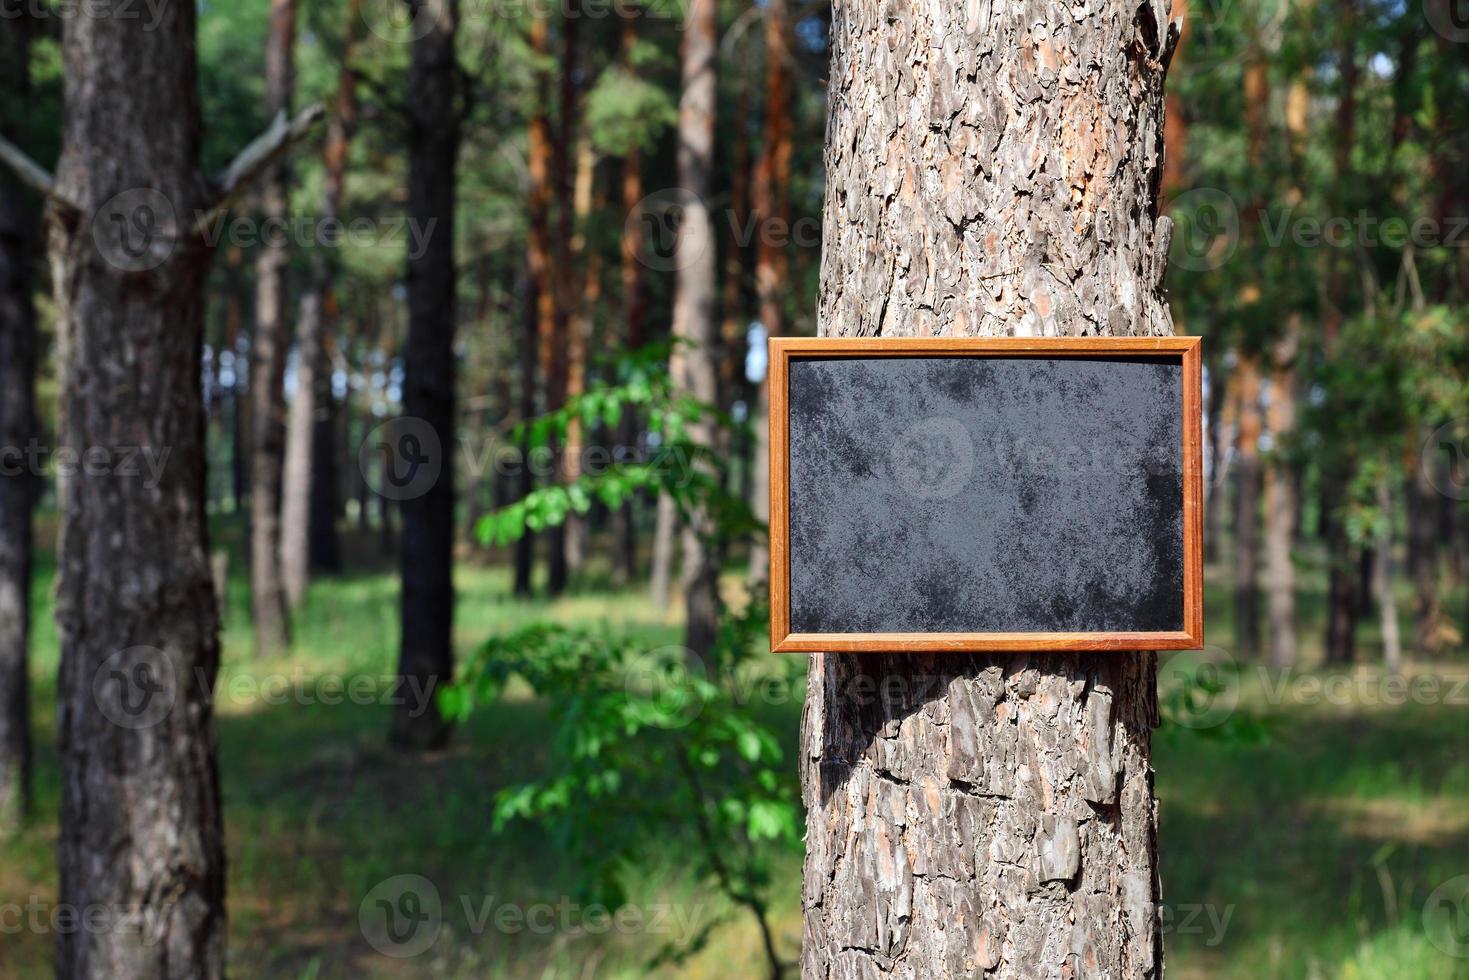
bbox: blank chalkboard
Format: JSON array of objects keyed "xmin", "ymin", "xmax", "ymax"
[{"xmin": 767, "ymin": 337, "xmax": 1203, "ymax": 652}]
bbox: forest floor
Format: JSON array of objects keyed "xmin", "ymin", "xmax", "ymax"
[{"xmin": 3, "ymin": 520, "xmax": 1469, "ymax": 979}]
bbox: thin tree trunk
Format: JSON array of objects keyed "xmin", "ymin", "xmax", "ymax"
[
  {"xmin": 1265, "ymin": 322, "xmax": 1298, "ymax": 667},
  {"xmin": 0, "ymin": 7, "xmax": 37, "ymax": 836},
  {"xmin": 1203, "ymin": 345, "xmax": 1229, "ymax": 564},
  {"xmin": 282, "ymin": 0, "xmax": 359, "ymax": 606},
  {"xmin": 1233, "ymin": 353, "xmax": 1262, "ymax": 657},
  {"xmin": 527, "ymin": 16, "xmax": 564, "ymax": 596},
  {"xmin": 514, "ymin": 267, "xmax": 537, "ymax": 596},
  {"xmin": 670, "ymin": 0, "xmax": 722, "ymax": 659},
  {"xmin": 391, "ymin": 0, "xmax": 460, "ymax": 751},
  {"xmin": 249, "ymin": 0, "xmax": 297, "ymax": 655},
  {"xmin": 650, "ymin": 491, "xmax": 677, "ymax": 609},
  {"xmin": 801, "ymin": 0, "xmax": 1175, "ymax": 975},
  {"xmin": 613, "ymin": 11, "xmax": 647, "ymax": 589},
  {"xmin": 1407, "ymin": 458, "xmax": 1443, "ymax": 653},
  {"xmin": 45, "ymin": 1, "xmax": 235, "ymax": 972},
  {"xmin": 1376, "ymin": 481, "xmax": 1403, "ymax": 675},
  {"xmin": 747, "ymin": 0, "xmax": 792, "ymax": 585},
  {"xmin": 224, "ymin": 246, "xmax": 248, "ymax": 513},
  {"xmin": 563, "ymin": 136, "xmax": 598, "ymax": 576}
]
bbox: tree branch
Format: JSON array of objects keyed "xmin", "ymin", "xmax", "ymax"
[
  {"xmin": 194, "ymin": 104, "xmax": 325, "ymax": 235},
  {"xmin": 0, "ymin": 134, "xmax": 77, "ymax": 213}
]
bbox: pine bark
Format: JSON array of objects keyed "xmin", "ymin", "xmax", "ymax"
[
  {"xmin": 281, "ymin": 0, "xmax": 359, "ymax": 606},
  {"xmin": 249, "ymin": 0, "xmax": 297, "ymax": 655},
  {"xmin": 670, "ymin": 0, "xmax": 722, "ymax": 658},
  {"xmin": 391, "ymin": 0, "xmax": 460, "ymax": 751},
  {"xmin": 801, "ymin": 0, "xmax": 1176, "ymax": 975},
  {"xmin": 47, "ymin": 1, "xmax": 226, "ymax": 973},
  {"xmin": 0, "ymin": 7, "xmax": 37, "ymax": 836}
]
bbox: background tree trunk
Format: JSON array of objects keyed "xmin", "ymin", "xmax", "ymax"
[
  {"xmin": 1376, "ymin": 481, "xmax": 1403, "ymax": 675},
  {"xmin": 281, "ymin": 0, "xmax": 359, "ymax": 607},
  {"xmin": 391, "ymin": 0, "xmax": 460, "ymax": 751},
  {"xmin": 670, "ymin": 0, "xmax": 722, "ymax": 658},
  {"xmin": 1233, "ymin": 353, "xmax": 1262, "ymax": 657},
  {"xmin": 1265, "ymin": 323, "xmax": 1299, "ymax": 668},
  {"xmin": 612, "ymin": 126, "xmax": 646, "ymax": 587},
  {"xmin": 48, "ymin": 2, "xmax": 227, "ymax": 973},
  {"xmin": 747, "ymin": 0, "xmax": 792, "ymax": 586},
  {"xmin": 801, "ymin": 0, "xmax": 1176, "ymax": 974},
  {"xmin": 249, "ymin": 0, "xmax": 298, "ymax": 655},
  {"xmin": 0, "ymin": 7, "xmax": 37, "ymax": 836}
]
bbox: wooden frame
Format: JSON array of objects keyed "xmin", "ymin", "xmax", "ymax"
[{"xmin": 768, "ymin": 335, "xmax": 1204, "ymax": 653}]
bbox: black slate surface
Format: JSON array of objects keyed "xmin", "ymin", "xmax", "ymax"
[{"xmin": 787, "ymin": 355, "xmax": 1184, "ymax": 634}]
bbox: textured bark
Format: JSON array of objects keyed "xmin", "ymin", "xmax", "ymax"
[
  {"xmin": 249, "ymin": 0, "xmax": 297, "ymax": 655},
  {"xmin": 1232, "ymin": 354, "xmax": 1262, "ymax": 658},
  {"xmin": 281, "ymin": 0, "xmax": 359, "ymax": 606},
  {"xmin": 670, "ymin": 0, "xmax": 722, "ymax": 658},
  {"xmin": 391, "ymin": 0, "xmax": 460, "ymax": 752},
  {"xmin": 747, "ymin": 0, "xmax": 793, "ymax": 585},
  {"xmin": 0, "ymin": 7, "xmax": 37, "ymax": 836},
  {"xmin": 47, "ymin": 1, "xmax": 226, "ymax": 974},
  {"xmin": 1264, "ymin": 325, "xmax": 1298, "ymax": 668},
  {"xmin": 802, "ymin": 0, "xmax": 1176, "ymax": 974}
]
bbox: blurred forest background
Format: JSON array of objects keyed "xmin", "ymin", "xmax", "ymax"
[{"xmin": 2, "ymin": 0, "xmax": 1469, "ymax": 976}]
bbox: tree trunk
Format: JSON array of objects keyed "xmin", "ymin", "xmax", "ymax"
[
  {"xmin": 650, "ymin": 491, "xmax": 677, "ymax": 609},
  {"xmin": 47, "ymin": 3, "xmax": 227, "ymax": 974},
  {"xmin": 514, "ymin": 268, "xmax": 538, "ymax": 597},
  {"xmin": 224, "ymin": 247, "xmax": 248, "ymax": 513},
  {"xmin": 612, "ymin": 145, "xmax": 645, "ymax": 587},
  {"xmin": 0, "ymin": 7, "xmax": 37, "ymax": 836},
  {"xmin": 563, "ymin": 135, "xmax": 599, "ymax": 576},
  {"xmin": 1375, "ymin": 481, "xmax": 1403, "ymax": 676},
  {"xmin": 527, "ymin": 15, "xmax": 566, "ymax": 596},
  {"xmin": 1264, "ymin": 325, "xmax": 1298, "ymax": 667},
  {"xmin": 670, "ymin": 0, "xmax": 722, "ymax": 659},
  {"xmin": 281, "ymin": 0, "xmax": 358, "ymax": 606},
  {"xmin": 747, "ymin": 0, "xmax": 793, "ymax": 585},
  {"xmin": 1202, "ymin": 346, "xmax": 1228, "ymax": 564},
  {"xmin": 391, "ymin": 0, "xmax": 460, "ymax": 752},
  {"xmin": 1232, "ymin": 353, "xmax": 1262, "ymax": 658},
  {"xmin": 249, "ymin": 0, "xmax": 297, "ymax": 656},
  {"xmin": 801, "ymin": 0, "xmax": 1176, "ymax": 975},
  {"xmin": 1407, "ymin": 458, "xmax": 1443, "ymax": 653}
]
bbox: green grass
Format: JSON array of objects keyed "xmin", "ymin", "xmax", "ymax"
[{"xmin": 3, "ymin": 522, "xmax": 1468, "ymax": 978}]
